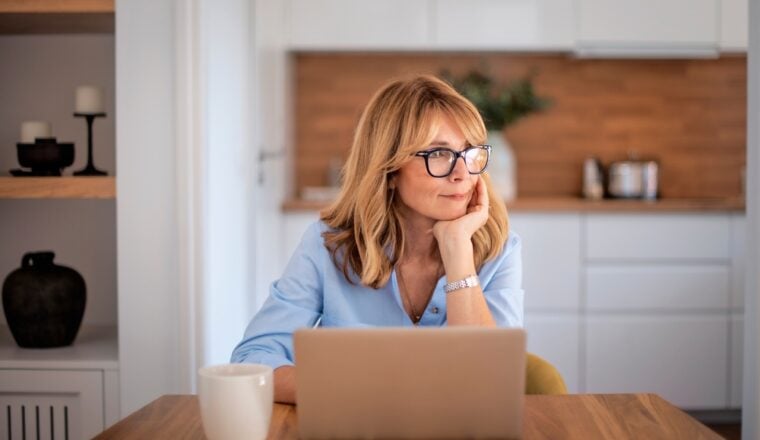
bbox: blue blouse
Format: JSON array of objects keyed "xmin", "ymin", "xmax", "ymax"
[{"xmin": 230, "ymin": 221, "xmax": 524, "ymax": 370}]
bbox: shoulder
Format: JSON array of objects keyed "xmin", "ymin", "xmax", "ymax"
[
  {"xmin": 497, "ymin": 229, "xmax": 522, "ymax": 257},
  {"xmin": 299, "ymin": 220, "xmax": 332, "ymax": 250},
  {"xmin": 505, "ymin": 229, "xmax": 522, "ymax": 253},
  {"xmin": 481, "ymin": 229, "xmax": 522, "ymax": 271}
]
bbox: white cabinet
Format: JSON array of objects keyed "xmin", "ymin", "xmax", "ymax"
[
  {"xmin": 283, "ymin": 0, "xmax": 744, "ymax": 54},
  {"xmin": 286, "ymin": 0, "xmax": 576, "ymax": 51},
  {"xmin": 720, "ymin": 0, "xmax": 748, "ymax": 51},
  {"xmin": 0, "ymin": 370, "xmax": 104, "ymax": 440},
  {"xmin": 585, "ymin": 315, "xmax": 728, "ymax": 409},
  {"xmin": 731, "ymin": 314, "xmax": 743, "ymax": 407},
  {"xmin": 0, "ymin": 326, "xmax": 119, "ymax": 438},
  {"xmin": 583, "ymin": 212, "xmax": 738, "ymax": 409},
  {"xmin": 433, "ymin": 0, "xmax": 575, "ymax": 50},
  {"xmin": 585, "ymin": 265, "xmax": 730, "ymax": 311},
  {"xmin": 287, "ymin": 0, "xmax": 430, "ymax": 50},
  {"xmin": 524, "ymin": 314, "xmax": 580, "ymax": 393},
  {"xmin": 510, "ymin": 213, "xmax": 581, "ymax": 311},
  {"xmin": 731, "ymin": 214, "xmax": 746, "ymax": 309},
  {"xmin": 576, "ymin": 0, "xmax": 720, "ymax": 56},
  {"xmin": 585, "ymin": 214, "xmax": 731, "ymax": 261}
]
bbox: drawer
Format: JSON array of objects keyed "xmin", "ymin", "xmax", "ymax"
[
  {"xmin": 586, "ymin": 214, "xmax": 731, "ymax": 260},
  {"xmin": 585, "ymin": 315, "xmax": 728, "ymax": 409},
  {"xmin": 0, "ymin": 369, "xmax": 104, "ymax": 439},
  {"xmin": 586, "ymin": 265, "xmax": 730, "ymax": 311}
]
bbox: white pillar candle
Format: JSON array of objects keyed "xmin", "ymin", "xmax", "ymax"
[
  {"xmin": 75, "ymin": 85, "xmax": 105, "ymax": 113},
  {"xmin": 20, "ymin": 121, "xmax": 52, "ymax": 143}
]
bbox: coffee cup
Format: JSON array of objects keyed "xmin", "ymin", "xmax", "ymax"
[{"xmin": 198, "ymin": 363, "xmax": 274, "ymax": 440}]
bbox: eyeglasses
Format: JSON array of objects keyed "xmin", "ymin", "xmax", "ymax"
[{"xmin": 414, "ymin": 145, "xmax": 491, "ymax": 178}]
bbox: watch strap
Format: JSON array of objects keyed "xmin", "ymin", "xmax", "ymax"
[{"xmin": 443, "ymin": 274, "xmax": 479, "ymax": 294}]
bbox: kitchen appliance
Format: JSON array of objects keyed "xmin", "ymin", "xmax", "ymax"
[
  {"xmin": 582, "ymin": 156, "xmax": 604, "ymax": 200},
  {"xmin": 607, "ymin": 159, "xmax": 659, "ymax": 199}
]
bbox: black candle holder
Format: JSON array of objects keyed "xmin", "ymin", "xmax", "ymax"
[{"xmin": 73, "ymin": 112, "xmax": 108, "ymax": 176}]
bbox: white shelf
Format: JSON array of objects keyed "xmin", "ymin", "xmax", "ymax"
[{"xmin": 0, "ymin": 325, "xmax": 118, "ymax": 371}]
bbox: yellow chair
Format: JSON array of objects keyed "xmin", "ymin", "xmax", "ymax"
[{"xmin": 526, "ymin": 353, "xmax": 568, "ymax": 395}]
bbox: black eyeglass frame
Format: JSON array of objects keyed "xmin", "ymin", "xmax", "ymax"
[{"xmin": 413, "ymin": 144, "xmax": 492, "ymax": 178}]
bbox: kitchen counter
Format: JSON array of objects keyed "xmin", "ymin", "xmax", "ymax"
[{"xmin": 282, "ymin": 197, "xmax": 745, "ymax": 213}]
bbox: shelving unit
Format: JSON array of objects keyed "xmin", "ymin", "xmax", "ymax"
[
  {"xmin": 0, "ymin": 1, "xmax": 119, "ymax": 435},
  {"xmin": 0, "ymin": 176, "xmax": 115, "ymax": 198},
  {"xmin": 0, "ymin": 0, "xmax": 114, "ymax": 34}
]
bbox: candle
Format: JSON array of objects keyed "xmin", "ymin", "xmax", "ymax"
[
  {"xmin": 75, "ymin": 85, "xmax": 104, "ymax": 113},
  {"xmin": 20, "ymin": 121, "xmax": 52, "ymax": 143}
]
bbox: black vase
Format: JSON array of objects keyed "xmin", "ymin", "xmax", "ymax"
[{"xmin": 2, "ymin": 251, "xmax": 86, "ymax": 348}]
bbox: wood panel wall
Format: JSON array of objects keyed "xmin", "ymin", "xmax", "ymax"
[{"xmin": 294, "ymin": 53, "xmax": 746, "ymax": 199}]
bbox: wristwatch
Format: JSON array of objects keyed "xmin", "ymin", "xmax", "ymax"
[{"xmin": 444, "ymin": 274, "xmax": 479, "ymax": 294}]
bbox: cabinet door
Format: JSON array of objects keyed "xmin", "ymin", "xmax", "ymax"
[
  {"xmin": 586, "ymin": 315, "xmax": 728, "ymax": 409},
  {"xmin": 524, "ymin": 314, "xmax": 580, "ymax": 393},
  {"xmin": 510, "ymin": 213, "xmax": 581, "ymax": 311},
  {"xmin": 720, "ymin": 0, "xmax": 748, "ymax": 51},
  {"xmin": 288, "ymin": 0, "xmax": 429, "ymax": 49},
  {"xmin": 0, "ymin": 369, "xmax": 104, "ymax": 439},
  {"xmin": 585, "ymin": 264, "xmax": 730, "ymax": 311},
  {"xmin": 578, "ymin": 0, "xmax": 718, "ymax": 48},
  {"xmin": 433, "ymin": 0, "xmax": 575, "ymax": 50},
  {"xmin": 586, "ymin": 214, "xmax": 731, "ymax": 261}
]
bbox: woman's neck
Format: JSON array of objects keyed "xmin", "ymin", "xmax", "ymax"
[{"xmin": 399, "ymin": 211, "xmax": 439, "ymax": 264}]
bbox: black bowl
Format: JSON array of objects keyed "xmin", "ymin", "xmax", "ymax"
[{"xmin": 17, "ymin": 138, "xmax": 75, "ymax": 175}]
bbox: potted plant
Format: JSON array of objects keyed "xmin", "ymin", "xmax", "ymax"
[{"xmin": 442, "ymin": 69, "xmax": 551, "ymax": 200}]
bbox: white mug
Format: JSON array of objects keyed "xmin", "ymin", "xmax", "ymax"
[{"xmin": 198, "ymin": 363, "xmax": 274, "ymax": 440}]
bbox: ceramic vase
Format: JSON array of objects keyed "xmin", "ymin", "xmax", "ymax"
[
  {"xmin": 486, "ymin": 130, "xmax": 517, "ymax": 201},
  {"xmin": 2, "ymin": 251, "xmax": 86, "ymax": 348}
]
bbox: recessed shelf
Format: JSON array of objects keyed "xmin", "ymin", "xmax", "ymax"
[
  {"xmin": 0, "ymin": 325, "xmax": 118, "ymax": 370},
  {"xmin": 0, "ymin": 176, "xmax": 115, "ymax": 199},
  {"xmin": 0, "ymin": 0, "xmax": 114, "ymax": 34}
]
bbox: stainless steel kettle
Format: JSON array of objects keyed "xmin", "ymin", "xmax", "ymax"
[{"xmin": 607, "ymin": 159, "xmax": 659, "ymax": 199}]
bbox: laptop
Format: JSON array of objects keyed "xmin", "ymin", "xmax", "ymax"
[{"xmin": 294, "ymin": 327, "xmax": 526, "ymax": 439}]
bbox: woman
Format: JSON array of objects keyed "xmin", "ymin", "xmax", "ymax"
[{"xmin": 231, "ymin": 74, "xmax": 523, "ymax": 404}]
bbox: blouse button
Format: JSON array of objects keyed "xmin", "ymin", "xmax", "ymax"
[{"xmin": 431, "ymin": 307, "xmax": 440, "ymax": 314}]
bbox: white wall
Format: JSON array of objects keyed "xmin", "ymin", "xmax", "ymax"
[
  {"xmin": 117, "ymin": 0, "xmax": 259, "ymax": 413},
  {"xmin": 0, "ymin": 35, "xmax": 116, "ymax": 174},
  {"xmin": 0, "ymin": 35, "xmax": 116, "ymax": 327},
  {"xmin": 116, "ymin": 0, "xmax": 182, "ymax": 415},
  {"xmin": 198, "ymin": 0, "xmax": 256, "ymax": 370},
  {"xmin": 0, "ymin": 200, "xmax": 116, "ymax": 326},
  {"xmin": 251, "ymin": 0, "xmax": 290, "ymax": 312}
]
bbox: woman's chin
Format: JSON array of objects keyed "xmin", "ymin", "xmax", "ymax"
[{"xmin": 434, "ymin": 208, "xmax": 469, "ymax": 221}]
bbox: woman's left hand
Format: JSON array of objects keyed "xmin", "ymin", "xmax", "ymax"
[{"xmin": 433, "ymin": 176, "xmax": 490, "ymax": 250}]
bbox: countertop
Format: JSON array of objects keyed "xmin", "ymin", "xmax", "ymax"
[{"xmin": 282, "ymin": 197, "xmax": 745, "ymax": 213}]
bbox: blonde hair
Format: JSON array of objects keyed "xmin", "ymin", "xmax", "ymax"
[{"xmin": 320, "ymin": 75, "xmax": 509, "ymax": 289}]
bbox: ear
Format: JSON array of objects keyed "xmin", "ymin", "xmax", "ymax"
[{"xmin": 388, "ymin": 173, "xmax": 397, "ymax": 190}]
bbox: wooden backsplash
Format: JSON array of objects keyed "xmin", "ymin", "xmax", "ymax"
[{"xmin": 294, "ymin": 53, "xmax": 746, "ymax": 199}]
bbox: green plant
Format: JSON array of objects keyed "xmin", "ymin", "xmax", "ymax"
[{"xmin": 441, "ymin": 69, "xmax": 551, "ymax": 132}]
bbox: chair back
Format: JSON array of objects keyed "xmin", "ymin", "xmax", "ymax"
[{"xmin": 526, "ymin": 353, "xmax": 568, "ymax": 395}]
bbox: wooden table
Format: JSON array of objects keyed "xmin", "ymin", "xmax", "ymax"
[{"xmin": 95, "ymin": 394, "xmax": 721, "ymax": 439}]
